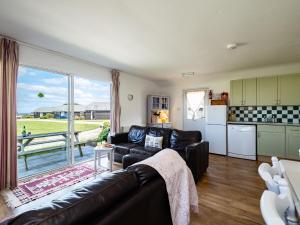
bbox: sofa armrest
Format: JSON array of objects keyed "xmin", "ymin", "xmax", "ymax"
[
  {"xmin": 110, "ymin": 132, "xmax": 129, "ymax": 144},
  {"xmin": 185, "ymin": 141, "xmax": 209, "ymax": 183}
]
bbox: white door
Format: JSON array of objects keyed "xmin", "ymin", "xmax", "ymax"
[{"xmin": 183, "ymin": 90, "xmax": 207, "ymax": 134}]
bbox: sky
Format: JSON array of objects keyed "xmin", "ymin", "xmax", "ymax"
[{"xmin": 17, "ymin": 66, "xmax": 110, "ymax": 114}]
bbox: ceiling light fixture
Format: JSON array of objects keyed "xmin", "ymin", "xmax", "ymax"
[
  {"xmin": 182, "ymin": 72, "xmax": 195, "ymax": 78},
  {"xmin": 226, "ymin": 43, "xmax": 238, "ymax": 50}
]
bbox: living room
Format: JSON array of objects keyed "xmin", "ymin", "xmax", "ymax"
[{"xmin": 0, "ymin": 1, "xmax": 300, "ymax": 225}]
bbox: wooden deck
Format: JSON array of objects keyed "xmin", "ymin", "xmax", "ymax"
[{"xmin": 18, "ymin": 145, "xmax": 95, "ymax": 178}]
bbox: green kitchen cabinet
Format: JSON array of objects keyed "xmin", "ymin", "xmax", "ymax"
[
  {"xmin": 278, "ymin": 74, "xmax": 300, "ymax": 105},
  {"xmin": 230, "ymin": 80, "xmax": 243, "ymax": 106},
  {"xmin": 257, "ymin": 76, "xmax": 278, "ymax": 106},
  {"xmin": 286, "ymin": 126, "xmax": 300, "ymax": 160},
  {"xmin": 243, "ymin": 78, "xmax": 257, "ymax": 106},
  {"xmin": 230, "ymin": 78, "xmax": 256, "ymax": 106},
  {"xmin": 257, "ymin": 125, "xmax": 286, "ymax": 157}
]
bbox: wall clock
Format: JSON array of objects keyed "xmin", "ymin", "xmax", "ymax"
[{"xmin": 127, "ymin": 94, "xmax": 133, "ymax": 101}]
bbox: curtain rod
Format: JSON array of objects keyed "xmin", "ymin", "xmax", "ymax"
[{"xmin": 0, "ymin": 34, "xmax": 115, "ymax": 72}]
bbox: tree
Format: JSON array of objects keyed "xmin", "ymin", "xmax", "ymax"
[{"xmin": 37, "ymin": 92, "xmax": 45, "ymax": 98}]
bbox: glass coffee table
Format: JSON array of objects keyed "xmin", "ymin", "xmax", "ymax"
[{"xmin": 94, "ymin": 145, "xmax": 114, "ymax": 173}]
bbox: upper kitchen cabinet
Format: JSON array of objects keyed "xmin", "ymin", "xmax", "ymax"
[
  {"xmin": 278, "ymin": 74, "xmax": 300, "ymax": 105},
  {"xmin": 242, "ymin": 78, "xmax": 257, "ymax": 106},
  {"xmin": 230, "ymin": 78, "xmax": 256, "ymax": 106},
  {"xmin": 230, "ymin": 80, "xmax": 243, "ymax": 106},
  {"xmin": 257, "ymin": 76, "xmax": 278, "ymax": 106}
]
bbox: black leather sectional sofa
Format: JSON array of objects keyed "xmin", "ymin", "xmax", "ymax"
[
  {"xmin": 111, "ymin": 125, "xmax": 209, "ymax": 182},
  {"xmin": 0, "ymin": 165, "xmax": 173, "ymax": 225}
]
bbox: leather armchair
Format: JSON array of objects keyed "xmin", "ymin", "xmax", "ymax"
[{"xmin": 185, "ymin": 141, "xmax": 209, "ymax": 182}]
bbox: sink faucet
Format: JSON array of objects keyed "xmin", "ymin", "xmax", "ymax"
[{"xmin": 272, "ymin": 115, "xmax": 277, "ymax": 123}]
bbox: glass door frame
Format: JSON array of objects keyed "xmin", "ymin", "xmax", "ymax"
[
  {"xmin": 17, "ymin": 64, "xmax": 77, "ymax": 178},
  {"xmin": 67, "ymin": 74, "xmax": 75, "ymax": 165}
]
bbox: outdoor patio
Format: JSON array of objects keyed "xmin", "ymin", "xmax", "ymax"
[{"xmin": 18, "ymin": 145, "xmax": 95, "ymax": 178}]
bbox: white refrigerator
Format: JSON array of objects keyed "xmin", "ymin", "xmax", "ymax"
[{"xmin": 205, "ymin": 105, "xmax": 227, "ymax": 155}]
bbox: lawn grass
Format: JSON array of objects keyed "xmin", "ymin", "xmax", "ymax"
[{"xmin": 17, "ymin": 119, "xmax": 101, "ymax": 135}]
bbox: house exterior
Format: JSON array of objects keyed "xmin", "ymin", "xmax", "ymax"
[
  {"xmin": 84, "ymin": 102, "xmax": 110, "ymax": 120},
  {"xmin": 33, "ymin": 102, "xmax": 110, "ymax": 120}
]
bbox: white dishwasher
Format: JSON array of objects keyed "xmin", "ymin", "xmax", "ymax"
[{"xmin": 227, "ymin": 124, "xmax": 256, "ymax": 160}]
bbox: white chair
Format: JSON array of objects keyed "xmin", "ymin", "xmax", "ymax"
[
  {"xmin": 276, "ymin": 178, "xmax": 298, "ymax": 224},
  {"xmin": 259, "ymin": 163, "xmax": 298, "ymax": 224},
  {"xmin": 258, "ymin": 163, "xmax": 281, "ymax": 194},
  {"xmin": 272, "ymin": 156, "xmax": 283, "ymax": 177},
  {"xmin": 260, "ymin": 190, "xmax": 289, "ymax": 225}
]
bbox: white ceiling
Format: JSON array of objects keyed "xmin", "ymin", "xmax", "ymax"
[{"xmin": 1, "ymin": 0, "xmax": 300, "ymax": 81}]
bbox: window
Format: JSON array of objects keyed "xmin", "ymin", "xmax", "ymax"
[{"xmin": 186, "ymin": 90, "xmax": 205, "ymax": 120}]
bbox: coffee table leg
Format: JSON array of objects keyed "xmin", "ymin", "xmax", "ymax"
[
  {"xmin": 94, "ymin": 151, "xmax": 97, "ymax": 175},
  {"xmin": 99, "ymin": 152, "xmax": 102, "ymax": 167},
  {"xmin": 110, "ymin": 152, "xmax": 113, "ymax": 171}
]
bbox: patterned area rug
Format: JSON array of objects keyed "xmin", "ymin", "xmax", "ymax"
[{"xmin": 2, "ymin": 162, "xmax": 107, "ymax": 208}]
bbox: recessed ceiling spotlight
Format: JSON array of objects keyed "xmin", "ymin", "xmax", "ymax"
[
  {"xmin": 226, "ymin": 43, "xmax": 238, "ymax": 50},
  {"xmin": 182, "ymin": 72, "xmax": 195, "ymax": 78}
]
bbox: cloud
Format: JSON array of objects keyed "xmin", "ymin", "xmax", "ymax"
[
  {"xmin": 17, "ymin": 82, "xmax": 68, "ymax": 95},
  {"xmin": 74, "ymin": 77, "xmax": 110, "ymax": 92},
  {"xmin": 42, "ymin": 77, "xmax": 68, "ymax": 85},
  {"xmin": 17, "ymin": 74, "xmax": 110, "ymax": 113}
]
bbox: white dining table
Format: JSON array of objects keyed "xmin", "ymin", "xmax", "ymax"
[{"xmin": 279, "ymin": 160, "xmax": 300, "ymax": 220}]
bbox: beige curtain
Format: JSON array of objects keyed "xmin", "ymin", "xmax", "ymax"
[
  {"xmin": 110, "ymin": 69, "xmax": 121, "ymax": 135},
  {"xmin": 0, "ymin": 38, "xmax": 19, "ymax": 190}
]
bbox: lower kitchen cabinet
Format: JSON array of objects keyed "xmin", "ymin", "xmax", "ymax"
[
  {"xmin": 257, "ymin": 125, "xmax": 286, "ymax": 157},
  {"xmin": 286, "ymin": 126, "xmax": 300, "ymax": 160}
]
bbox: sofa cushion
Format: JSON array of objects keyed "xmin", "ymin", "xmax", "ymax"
[
  {"xmin": 147, "ymin": 127, "xmax": 171, "ymax": 148},
  {"xmin": 145, "ymin": 135, "xmax": 163, "ymax": 149},
  {"xmin": 170, "ymin": 130, "xmax": 202, "ymax": 151},
  {"xmin": 130, "ymin": 146, "xmax": 161, "ymax": 156},
  {"xmin": 122, "ymin": 154, "xmax": 149, "ymax": 169},
  {"xmin": 128, "ymin": 125, "xmax": 148, "ymax": 145},
  {"xmin": 114, "ymin": 143, "xmax": 138, "ymax": 155}
]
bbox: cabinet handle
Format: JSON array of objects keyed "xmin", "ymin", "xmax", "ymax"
[
  {"xmin": 290, "ymin": 129, "xmax": 300, "ymax": 132},
  {"xmin": 257, "ymin": 132, "xmax": 260, "ymax": 138},
  {"xmin": 278, "ymin": 99, "xmax": 281, "ymax": 105}
]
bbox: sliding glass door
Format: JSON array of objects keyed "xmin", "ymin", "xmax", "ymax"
[
  {"xmin": 73, "ymin": 76, "xmax": 111, "ymax": 163},
  {"xmin": 17, "ymin": 66, "xmax": 70, "ymax": 178},
  {"xmin": 16, "ymin": 66, "xmax": 111, "ymax": 179}
]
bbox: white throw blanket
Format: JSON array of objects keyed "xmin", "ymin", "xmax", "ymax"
[{"xmin": 134, "ymin": 148, "xmax": 199, "ymax": 225}]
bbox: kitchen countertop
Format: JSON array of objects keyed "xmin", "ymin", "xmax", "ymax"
[{"xmin": 227, "ymin": 121, "xmax": 300, "ymax": 126}]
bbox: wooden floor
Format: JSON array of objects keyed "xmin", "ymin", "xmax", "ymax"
[
  {"xmin": 0, "ymin": 154, "xmax": 266, "ymax": 225},
  {"xmin": 191, "ymin": 154, "xmax": 265, "ymax": 225}
]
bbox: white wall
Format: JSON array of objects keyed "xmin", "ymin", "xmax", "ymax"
[
  {"xmin": 20, "ymin": 45, "xmax": 111, "ymax": 82},
  {"xmin": 19, "ymin": 45, "xmax": 159, "ymax": 127},
  {"xmin": 162, "ymin": 63, "xmax": 300, "ymax": 129},
  {"xmin": 120, "ymin": 73, "xmax": 159, "ymax": 129}
]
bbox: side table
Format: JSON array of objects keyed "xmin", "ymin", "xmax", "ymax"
[{"xmin": 94, "ymin": 146, "xmax": 114, "ymax": 173}]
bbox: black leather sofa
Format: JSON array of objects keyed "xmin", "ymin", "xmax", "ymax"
[
  {"xmin": 0, "ymin": 165, "xmax": 172, "ymax": 225},
  {"xmin": 111, "ymin": 125, "xmax": 209, "ymax": 182}
]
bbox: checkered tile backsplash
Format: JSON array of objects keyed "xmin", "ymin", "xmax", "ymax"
[{"xmin": 229, "ymin": 106, "xmax": 300, "ymax": 124}]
